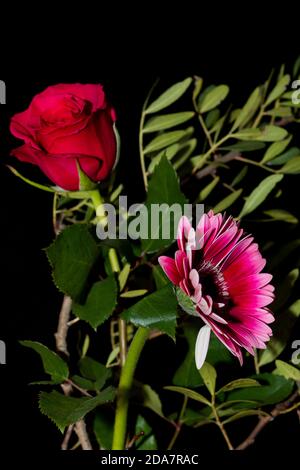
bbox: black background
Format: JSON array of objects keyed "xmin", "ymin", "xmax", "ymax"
[{"xmin": 0, "ymin": 16, "xmax": 299, "ymax": 461}]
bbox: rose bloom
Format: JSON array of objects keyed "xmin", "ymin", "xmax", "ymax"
[
  {"xmin": 159, "ymin": 211, "xmax": 274, "ymax": 369},
  {"xmin": 10, "ymin": 84, "xmax": 117, "ymax": 190}
]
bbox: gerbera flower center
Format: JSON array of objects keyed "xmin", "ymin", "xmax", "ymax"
[{"xmin": 197, "ymin": 260, "xmax": 229, "ymax": 305}]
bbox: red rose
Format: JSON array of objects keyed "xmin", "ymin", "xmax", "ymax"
[{"xmin": 10, "ymin": 83, "xmax": 117, "ymax": 190}]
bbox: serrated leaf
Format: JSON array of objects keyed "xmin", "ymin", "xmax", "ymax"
[
  {"xmin": 199, "ymin": 362, "xmax": 217, "ymax": 395},
  {"xmin": 198, "ymin": 177, "xmax": 220, "ymax": 202},
  {"xmin": 20, "ymin": 341, "xmax": 68, "ymax": 384},
  {"xmin": 39, "ymin": 387, "xmax": 115, "ymax": 432},
  {"xmin": 46, "ymin": 224, "xmax": 100, "ymax": 302},
  {"xmin": 141, "ymin": 155, "xmax": 187, "ymax": 253},
  {"xmin": 275, "ymin": 360, "xmax": 300, "ymax": 381},
  {"xmin": 231, "ymin": 86, "xmax": 262, "ymax": 131},
  {"xmin": 281, "ymin": 156, "xmax": 300, "ymax": 174},
  {"xmin": 164, "ymin": 386, "xmax": 211, "ymax": 406},
  {"xmin": 141, "ymin": 384, "xmax": 164, "ymax": 417},
  {"xmin": 143, "ymin": 112, "xmax": 194, "ymax": 133},
  {"xmin": 263, "ymin": 209, "xmax": 298, "ymax": 224},
  {"xmin": 122, "ymin": 285, "xmax": 177, "ymax": 339},
  {"xmin": 73, "ymin": 276, "xmax": 117, "ymax": 328},
  {"xmin": 199, "ymin": 85, "xmax": 229, "ymax": 113},
  {"xmin": 135, "ymin": 415, "xmax": 158, "ymax": 450},
  {"xmin": 222, "ymin": 409, "xmax": 270, "ymax": 425},
  {"xmin": 144, "ymin": 129, "xmax": 190, "ymax": 154},
  {"xmin": 239, "ymin": 174, "xmax": 283, "ymax": 218},
  {"xmin": 261, "ymin": 136, "xmax": 292, "ymax": 164},
  {"xmin": 78, "ymin": 356, "xmax": 112, "ymax": 390},
  {"xmin": 259, "ymin": 299, "xmax": 300, "ymax": 366},
  {"xmin": 120, "ymin": 289, "xmax": 148, "ymax": 298},
  {"xmin": 265, "ymin": 74, "xmax": 290, "ymax": 106},
  {"xmin": 217, "ymin": 378, "xmax": 260, "ymax": 394},
  {"xmin": 146, "ymin": 78, "xmax": 192, "ymax": 114},
  {"xmin": 227, "ymin": 373, "xmax": 293, "ymax": 405},
  {"xmin": 213, "ymin": 189, "xmax": 243, "ymax": 213}
]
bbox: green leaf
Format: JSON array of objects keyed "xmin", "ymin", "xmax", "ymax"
[
  {"xmin": 77, "ymin": 162, "xmax": 97, "ymax": 191},
  {"xmin": 73, "ymin": 276, "xmax": 117, "ymax": 329},
  {"xmin": 263, "ymin": 209, "xmax": 298, "ymax": 224},
  {"xmin": 141, "ymin": 384, "xmax": 164, "ymax": 418},
  {"xmin": 199, "ymin": 362, "xmax": 217, "ymax": 395},
  {"xmin": 281, "ymin": 156, "xmax": 300, "ymax": 174},
  {"xmin": 259, "ymin": 299, "xmax": 300, "ymax": 366},
  {"xmin": 275, "ymin": 360, "xmax": 300, "ymax": 381},
  {"xmin": 231, "ymin": 86, "xmax": 262, "ymax": 131},
  {"xmin": 239, "ymin": 174, "xmax": 283, "ymax": 218},
  {"xmin": 205, "ymin": 109, "xmax": 221, "ymax": 129},
  {"xmin": 217, "ymin": 378, "xmax": 260, "ymax": 394},
  {"xmin": 71, "ymin": 375, "xmax": 95, "ymax": 391},
  {"xmin": 176, "ymin": 288, "xmax": 198, "ymax": 317},
  {"xmin": 144, "ymin": 129, "xmax": 191, "ymax": 154},
  {"xmin": 78, "ymin": 356, "xmax": 112, "ymax": 390},
  {"xmin": 193, "ymin": 76, "xmax": 203, "ymax": 103},
  {"xmin": 265, "ymin": 74, "xmax": 290, "ymax": 106},
  {"xmin": 231, "ymin": 128, "xmax": 262, "ymax": 140},
  {"xmin": 198, "ymin": 177, "xmax": 220, "ymax": 202},
  {"xmin": 143, "ymin": 112, "xmax": 195, "ymax": 133},
  {"xmin": 261, "ymin": 136, "xmax": 292, "ymax": 164},
  {"xmin": 293, "ymin": 56, "xmax": 300, "ymax": 77},
  {"xmin": 122, "ymin": 285, "xmax": 177, "ymax": 339},
  {"xmin": 268, "ymin": 147, "xmax": 300, "ymax": 166},
  {"xmin": 118, "ymin": 263, "xmax": 131, "ymax": 291},
  {"xmin": 152, "ymin": 265, "xmax": 169, "ymax": 290},
  {"xmin": 173, "ymin": 323, "xmax": 204, "ymax": 388},
  {"xmin": 20, "ymin": 341, "xmax": 68, "ymax": 384},
  {"xmin": 227, "ymin": 373, "xmax": 293, "ymax": 405},
  {"xmin": 257, "ymin": 125, "xmax": 288, "ymax": 142},
  {"xmin": 213, "ymin": 189, "xmax": 243, "ymax": 213},
  {"xmin": 164, "ymin": 386, "xmax": 211, "ymax": 406},
  {"xmin": 46, "ymin": 224, "xmax": 100, "ymax": 302},
  {"xmin": 135, "ymin": 415, "xmax": 158, "ymax": 450},
  {"xmin": 222, "ymin": 409, "xmax": 270, "ymax": 425},
  {"xmin": 146, "ymin": 78, "xmax": 192, "ymax": 114},
  {"xmin": 231, "ymin": 166, "xmax": 248, "ymax": 187},
  {"xmin": 272, "ymin": 268, "xmax": 299, "ymax": 312},
  {"xmin": 221, "ymin": 141, "xmax": 266, "ymax": 152},
  {"xmin": 93, "ymin": 409, "xmax": 114, "ymax": 449},
  {"xmin": 120, "ymin": 289, "xmax": 148, "ymax": 298},
  {"xmin": 39, "ymin": 387, "xmax": 115, "ymax": 432},
  {"xmin": 141, "ymin": 155, "xmax": 187, "ymax": 253},
  {"xmin": 199, "ymin": 85, "xmax": 229, "ymax": 113}
]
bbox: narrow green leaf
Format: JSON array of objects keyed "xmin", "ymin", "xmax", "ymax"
[
  {"xmin": 217, "ymin": 378, "xmax": 260, "ymax": 394},
  {"xmin": 268, "ymin": 147, "xmax": 300, "ymax": 166},
  {"xmin": 118, "ymin": 263, "xmax": 131, "ymax": 291},
  {"xmin": 231, "ymin": 166, "xmax": 248, "ymax": 187},
  {"xmin": 281, "ymin": 156, "xmax": 300, "ymax": 174},
  {"xmin": 257, "ymin": 125, "xmax": 288, "ymax": 142},
  {"xmin": 198, "ymin": 177, "xmax": 220, "ymax": 201},
  {"xmin": 275, "ymin": 360, "xmax": 300, "ymax": 381},
  {"xmin": 199, "ymin": 85, "xmax": 229, "ymax": 113},
  {"xmin": 165, "ymin": 386, "xmax": 211, "ymax": 406},
  {"xmin": 213, "ymin": 189, "xmax": 243, "ymax": 213},
  {"xmin": 39, "ymin": 387, "xmax": 115, "ymax": 432},
  {"xmin": 120, "ymin": 289, "xmax": 148, "ymax": 298},
  {"xmin": 146, "ymin": 78, "xmax": 192, "ymax": 114},
  {"xmin": 73, "ymin": 276, "xmax": 117, "ymax": 329},
  {"xmin": 265, "ymin": 74, "xmax": 290, "ymax": 106},
  {"xmin": 231, "ymin": 86, "xmax": 262, "ymax": 131},
  {"xmin": 144, "ymin": 129, "xmax": 189, "ymax": 154},
  {"xmin": 20, "ymin": 341, "xmax": 68, "ymax": 384},
  {"xmin": 143, "ymin": 112, "xmax": 195, "ymax": 133},
  {"xmin": 263, "ymin": 209, "xmax": 298, "ymax": 224},
  {"xmin": 261, "ymin": 136, "xmax": 292, "ymax": 164},
  {"xmin": 199, "ymin": 362, "xmax": 217, "ymax": 395},
  {"xmin": 46, "ymin": 224, "xmax": 100, "ymax": 302},
  {"xmin": 272, "ymin": 269, "xmax": 299, "ymax": 312},
  {"xmin": 222, "ymin": 409, "xmax": 270, "ymax": 425},
  {"xmin": 239, "ymin": 174, "xmax": 283, "ymax": 218},
  {"xmin": 122, "ymin": 285, "xmax": 177, "ymax": 339}
]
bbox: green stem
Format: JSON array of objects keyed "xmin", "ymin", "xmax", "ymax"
[
  {"xmin": 211, "ymin": 396, "xmax": 234, "ymax": 450},
  {"xmin": 192, "ymin": 134, "xmax": 230, "ymax": 173},
  {"xmin": 112, "ymin": 327, "xmax": 149, "ymax": 450},
  {"xmin": 234, "ymin": 156, "xmax": 278, "ymax": 173},
  {"xmin": 167, "ymin": 396, "xmax": 188, "ymax": 450}
]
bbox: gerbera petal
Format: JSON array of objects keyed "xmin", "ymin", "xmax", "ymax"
[
  {"xmin": 195, "ymin": 325, "xmax": 211, "ymax": 369},
  {"xmin": 177, "ymin": 216, "xmax": 192, "ymax": 251},
  {"xmin": 158, "ymin": 256, "xmax": 181, "ymax": 285}
]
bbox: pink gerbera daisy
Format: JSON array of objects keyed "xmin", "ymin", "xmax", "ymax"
[{"xmin": 159, "ymin": 211, "xmax": 274, "ymax": 369}]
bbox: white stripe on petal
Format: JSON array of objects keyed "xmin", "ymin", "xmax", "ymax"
[{"xmin": 195, "ymin": 325, "xmax": 211, "ymax": 370}]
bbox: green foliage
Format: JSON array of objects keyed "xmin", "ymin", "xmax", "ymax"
[
  {"xmin": 46, "ymin": 224, "xmax": 100, "ymax": 301},
  {"xmin": 135, "ymin": 415, "xmax": 158, "ymax": 450},
  {"xmin": 146, "ymin": 78, "xmax": 192, "ymax": 114},
  {"xmin": 20, "ymin": 341, "xmax": 69, "ymax": 384}
]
